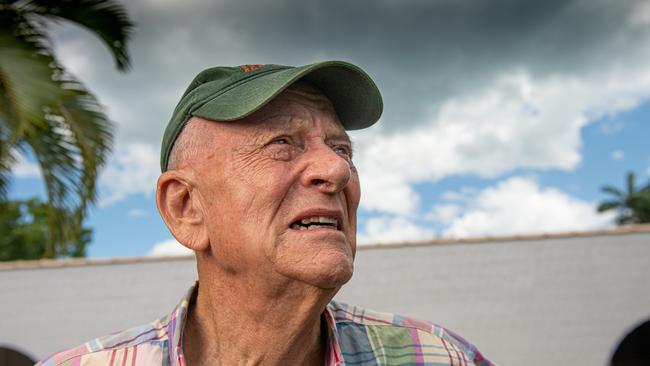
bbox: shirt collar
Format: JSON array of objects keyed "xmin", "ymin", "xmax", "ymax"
[
  {"xmin": 323, "ymin": 304, "xmax": 345, "ymax": 366},
  {"xmin": 166, "ymin": 282, "xmax": 344, "ymax": 366},
  {"xmin": 167, "ymin": 282, "xmax": 197, "ymax": 366}
]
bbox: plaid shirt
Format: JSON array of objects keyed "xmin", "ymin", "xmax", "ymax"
[{"xmin": 38, "ymin": 283, "xmax": 494, "ymax": 366}]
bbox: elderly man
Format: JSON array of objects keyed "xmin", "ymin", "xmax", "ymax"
[{"xmin": 39, "ymin": 61, "xmax": 494, "ymax": 366}]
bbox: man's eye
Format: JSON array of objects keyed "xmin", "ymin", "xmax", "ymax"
[
  {"xmin": 333, "ymin": 145, "xmax": 352, "ymax": 157},
  {"xmin": 265, "ymin": 137, "xmax": 297, "ymax": 161},
  {"xmin": 272, "ymin": 137, "xmax": 290, "ymax": 145}
]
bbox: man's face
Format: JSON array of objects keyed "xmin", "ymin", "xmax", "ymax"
[{"xmin": 188, "ymin": 85, "xmax": 360, "ymax": 290}]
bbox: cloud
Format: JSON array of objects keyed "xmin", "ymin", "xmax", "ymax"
[
  {"xmin": 425, "ymin": 204, "xmax": 462, "ymax": 225},
  {"xmin": 148, "ymin": 238, "xmax": 192, "ymax": 256},
  {"xmin": 357, "ymin": 215, "xmax": 435, "ymax": 245},
  {"xmin": 598, "ymin": 120, "xmax": 625, "ymax": 135},
  {"xmin": 434, "ymin": 176, "xmax": 615, "ymax": 238},
  {"xmin": 127, "ymin": 208, "xmax": 148, "ymax": 218},
  {"xmin": 611, "ymin": 150, "xmax": 624, "ymax": 161},
  {"xmin": 47, "ymin": 0, "xmax": 650, "ymax": 143},
  {"xmin": 355, "ymin": 62, "xmax": 650, "ymax": 215},
  {"xmin": 356, "ymin": 177, "xmax": 615, "ymax": 244},
  {"xmin": 357, "ymin": 162, "xmax": 420, "ymax": 215},
  {"xmin": 11, "ymin": 152, "xmax": 40, "ymax": 178},
  {"xmin": 43, "ymin": 0, "xmax": 650, "ymax": 210},
  {"xmin": 630, "ymin": 0, "xmax": 650, "ymax": 25},
  {"xmin": 98, "ymin": 142, "xmax": 160, "ymax": 206}
]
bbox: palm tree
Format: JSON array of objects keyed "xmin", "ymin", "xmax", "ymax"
[
  {"xmin": 0, "ymin": 0, "xmax": 134, "ymax": 257},
  {"xmin": 598, "ymin": 171, "xmax": 650, "ymax": 225}
]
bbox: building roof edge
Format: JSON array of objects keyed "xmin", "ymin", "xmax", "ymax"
[{"xmin": 2, "ymin": 224, "xmax": 649, "ymax": 271}]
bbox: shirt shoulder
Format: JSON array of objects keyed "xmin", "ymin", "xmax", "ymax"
[
  {"xmin": 36, "ymin": 315, "xmax": 171, "ymax": 366},
  {"xmin": 327, "ymin": 301, "xmax": 495, "ymax": 366}
]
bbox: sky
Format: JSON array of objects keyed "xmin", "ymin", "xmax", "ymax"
[{"xmin": 8, "ymin": 0, "xmax": 650, "ymax": 258}]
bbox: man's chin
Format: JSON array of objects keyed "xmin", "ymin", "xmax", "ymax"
[
  {"xmin": 302, "ymin": 254, "xmax": 355, "ymax": 290},
  {"xmin": 276, "ymin": 254, "xmax": 355, "ymax": 291},
  {"xmin": 271, "ymin": 232, "xmax": 356, "ymax": 289},
  {"xmin": 313, "ymin": 266, "xmax": 354, "ymax": 290}
]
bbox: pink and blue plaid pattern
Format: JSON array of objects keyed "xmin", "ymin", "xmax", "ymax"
[
  {"xmin": 38, "ymin": 284, "xmax": 494, "ymax": 366},
  {"xmin": 327, "ymin": 302, "xmax": 494, "ymax": 365}
]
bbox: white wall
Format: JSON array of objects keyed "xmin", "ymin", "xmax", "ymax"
[
  {"xmin": 338, "ymin": 231, "xmax": 650, "ymax": 365},
  {"xmin": 1, "ymin": 230, "xmax": 649, "ymax": 365}
]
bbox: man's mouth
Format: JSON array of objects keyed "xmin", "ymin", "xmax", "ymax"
[{"xmin": 290, "ymin": 216, "xmax": 340, "ymax": 231}]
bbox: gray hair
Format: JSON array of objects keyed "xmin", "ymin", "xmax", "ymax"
[{"xmin": 166, "ymin": 119, "xmax": 213, "ymax": 170}]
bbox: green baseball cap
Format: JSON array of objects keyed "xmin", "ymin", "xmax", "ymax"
[{"xmin": 160, "ymin": 60, "xmax": 383, "ymax": 171}]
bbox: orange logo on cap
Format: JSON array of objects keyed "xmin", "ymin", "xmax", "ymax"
[{"xmin": 241, "ymin": 64, "xmax": 264, "ymax": 72}]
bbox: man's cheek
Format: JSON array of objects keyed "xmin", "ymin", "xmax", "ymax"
[{"xmin": 347, "ymin": 176, "xmax": 362, "ymax": 208}]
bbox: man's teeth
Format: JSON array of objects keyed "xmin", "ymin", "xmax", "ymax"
[
  {"xmin": 291, "ymin": 216, "xmax": 338, "ymax": 230},
  {"xmin": 301, "ymin": 216, "xmax": 338, "ymax": 225}
]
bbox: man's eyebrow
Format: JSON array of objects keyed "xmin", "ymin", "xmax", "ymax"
[
  {"xmin": 328, "ymin": 130, "xmax": 354, "ymax": 148},
  {"xmin": 243, "ymin": 114, "xmax": 293, "ymax": 143}
]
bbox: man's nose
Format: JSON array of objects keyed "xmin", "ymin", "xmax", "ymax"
[{"xmin": 300, "ymin": 144, "xmax": 351, "ymax": 193}]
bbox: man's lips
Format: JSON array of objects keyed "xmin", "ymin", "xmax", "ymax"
[{"xmin": 289, "ymin": 209, "xmax": 344, "ymax": 231}]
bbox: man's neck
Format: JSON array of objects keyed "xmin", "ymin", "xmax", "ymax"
[{"xmin": 182, "ymin": 272, "xmax": 337, "ymax": 366}]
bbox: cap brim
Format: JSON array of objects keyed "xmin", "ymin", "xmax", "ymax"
[{"xmin": 191, "ymin": 60, "xmax": 383, "ymax": 130}]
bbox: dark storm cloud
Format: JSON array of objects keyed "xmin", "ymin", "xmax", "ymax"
[
  {"xmin": 185, "ymin": 0, "xmax": 643, "ymax": 130},
  {"xmin": 53, "ymin": 0, "xmax": 648, "ymax": 141},
  {"xmin": 42, "ymin": 0, "xmax": 650, "ymax": 222}
]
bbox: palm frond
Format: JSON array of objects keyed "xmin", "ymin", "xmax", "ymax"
[
  {"xmin": 0, "ymin": 1, "xmax": 130, "ymax": 258},
  {"xmin": 1, "ymin": 7, "xmax": 114, "ymax": 257},
  {"xmin": 56, "ymin": 76, "xmax": 113, "ymax": 203},
  {"xmin": 0, "ymin": 12, "xmax": 66, "ymax": 133},
  {"xmin": 0, "ymin": 127, "xmax": 16, "ymax": 199},
  {"xmin": 601, "ymin": 185, "xmax": 624, "ymax": 198},
  {"xmin": 626, "ymin": 171, "xmax": 636, "ymax": 196},
  {"xmin": 22, "ymin": 0, "xmax": 134, "ymax": 71},
  {"xmin": 21, "ymin": 109, "xmax": 90, "ymax": 256},
  {"xmin": 0, "ymin": 10, "xmax": 66, "ymax": 202},
  {"xmin": 597, "ymin": 201, "xmax": 621, "ymax": 213},
  {"xmin": 1, "ymin": 8, "xmax": 115, "ymax": 200},
  {"xmin": 640, "ymin": 180, "xmax": 650, "ymax": 195}
]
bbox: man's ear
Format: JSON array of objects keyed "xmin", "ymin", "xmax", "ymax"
[{"xmin": 156, "ymin": 171, "xmax": 210, "ymax": 251}]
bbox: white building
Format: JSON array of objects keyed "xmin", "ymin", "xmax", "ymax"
[{"xmin": 1, "ymin": 225, "xmax": 649, "ymax": 365}]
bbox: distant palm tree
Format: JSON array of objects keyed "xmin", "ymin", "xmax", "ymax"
[
  {"xmin": 0, "ymin": 0, "xmax": 134, "ymax": 257},
  {"xmin": 598, "ymin": 171, "xmax": 650, "ymax": 225}
]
